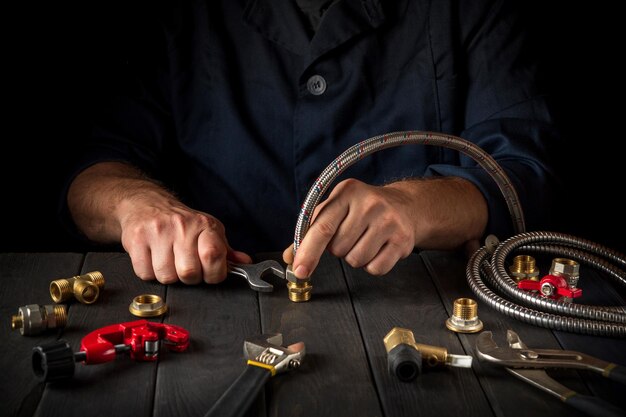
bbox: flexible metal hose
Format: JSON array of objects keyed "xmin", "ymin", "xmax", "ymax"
[
  {"xmin": 293, "ymin": 131, "xmax": 525, "ymax": 252},
  {"xmin": 293, "ymin": 130, "xmax": 626, "ymax": 337}
]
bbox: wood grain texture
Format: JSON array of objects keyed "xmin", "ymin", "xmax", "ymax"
[
  {"xmin": 258, "ymin": 252, "xmax": 383, "ymax": 417},
  {"xmin": 421, "ymin": 250, "xmax": 593, "ymax": 417},
  {"xmin": 154, "ymin": 262, "xmax": 262, "ymax": 417},
  {"xmin": 34, "ymin": 252, "xmax": 166, "ymax": 417},
  {"xmin": 0, "ymin": 253, "xmax": 84, "ymax": 417},
  {"xmin": 343, "ymin": 253, "xmax": 493, "ymax": 417}
]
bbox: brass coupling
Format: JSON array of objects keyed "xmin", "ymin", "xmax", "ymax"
[
  {"xmin": 50, "ymin": 271, "xmax": 105, "ymax": 304},
  {"xmin": 286, "ymin": 265, "xmax": 312, "ymax": 302},
  {"xmin": 11, "ymin": 304, "xmax": 67, "ymax": 336},
  {"xmin": 509, "ymin": 255, "xmax": 540, "ymax": 281},
  {"xmin": 445, "ymin": 298, "xmax": 483, "ymax": 333},
  {"xmin": 129, "ymin": 294, "xmax": 168, "ymax": 317},
  {"xmin": 383, "ymin": 327, "xmax": 472, "ymax": 381}
]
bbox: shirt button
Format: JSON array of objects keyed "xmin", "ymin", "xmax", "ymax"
[{"xmin": 307, "ymin": 75, "xmax": 327, "ymax": 96}]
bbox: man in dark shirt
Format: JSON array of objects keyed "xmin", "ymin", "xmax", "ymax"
[{"xmin": 66, "ymin": 0, "xmax": 558, "ymax": 285}]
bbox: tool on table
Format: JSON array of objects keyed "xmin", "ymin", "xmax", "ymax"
[
  {"xmin": 205, "ymin": 333, "xmax": 305, "ymax": 417},
  {"xmin": 32, "ymin": 319, "xmax": 189, "ymax": 382},
  {"xmin": 129, "ymin": 294, "xmax": 168, "ymax": 317},
  {"xmin": 11, "ymin": 304, "xmax": 67, "ymax": 336},
  {"xmin": 383, "ymin": 327, "xmax": 472, "ymax": 382},
  {"xmin": 445, "ymin": 297, "xmax": 483, "ymax": 333},
  {"xmin": 228, "ymin": 260, "xmax": 312, "ymax": 302},
  {"xmin": 476, "ymin": 330, "xmax": 626, "ymax": 417},
  {"xmin": 50, "ymin": 271, "xmax": 105, "ymax": 304}
]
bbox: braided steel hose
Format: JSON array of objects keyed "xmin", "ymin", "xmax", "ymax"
[
  {"xmin": 293, "ymin": 130, "xmax": 626, "ymax": 336},
  {"xmin": 293, "ymin": 131, "xmax": 525, "ymax": 252}
]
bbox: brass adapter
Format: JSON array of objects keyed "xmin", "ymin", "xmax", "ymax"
[
  {"xmin": 11, "ymin": 304, "xmax": 67, "ymax": 336},
  {"xmin": 445, "ymin": 298, "xmax": 483, "ymax": 333},
  {"xmin": 286, "ymin": 264, "xmax": 312, "ymax": 302},
  {"xmin": 509, "ymin": 255, "xmax": 539, "ymax": 281},
  {"xmin": 50, "ymin": 271, "xmax": 105, "ymax": 304},
  {"xmin": 383, "ymin": 327, "xmax": 472, "ymax": 381}
]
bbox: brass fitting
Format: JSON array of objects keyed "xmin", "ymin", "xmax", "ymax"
[
  {"xmin": 129, "ymin": 294, "xmax": 168, "ymax": 317},
  {"xmin": 11, "ymin": 304, "xmax": 67, "ymax": 336},
  {"xmin": 509, "ymin": 255, "xmax": 540, "ymax": 281},
  {"xmin": 383, "ymin": 327, "xmax": 472, "ymax": 381},
  {"xmin": 50, "ymin": 271, "xmax": 105, "ymax": 304},
  {"xmin": 285, "ymin": 264, "xmax": 312, "ymax": 302},
  {"xmin": 550, "ymin": 258, "xmax": 580, "ymax": 288},
  {"xmin": 445, "ymin": 298, "xmax": 483, "ymax": 333}
]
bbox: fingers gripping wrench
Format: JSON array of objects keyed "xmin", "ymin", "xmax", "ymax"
[
  {"xmin": 228, "ymin": 260, "xmax": 286, "ymax": 292},
  {"xmin": 205, "ymin": 333, "xmax": 305, "ymax": 417}
]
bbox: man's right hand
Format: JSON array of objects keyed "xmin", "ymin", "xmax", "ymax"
[{"xmin": 68, "ymin": 162, "xmax": 252, "ymax": 285}]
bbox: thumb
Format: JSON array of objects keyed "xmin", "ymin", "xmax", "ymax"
[
  {"xmin": 282, "ymin": 243, "xmax": 295, "ymax": 265},
  {"xmin": 228, "ymin": 247, "xmax": 253, "ymax": 264}
]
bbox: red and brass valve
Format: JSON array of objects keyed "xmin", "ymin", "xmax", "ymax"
[
  {"xmin": 517, "ymin": 258, "xmax": 582, "ymax": 300},
  {"xmin": 32, "ymin": 320, "xmax": 189, "ymax": 382}
]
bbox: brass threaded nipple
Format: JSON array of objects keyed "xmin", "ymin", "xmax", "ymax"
[
  {"xmin": 287, "ymin": 280, "xmax": 312, "ymax": 302},
  {"xmin": 50, "ymin": 279, "xmax": 73, "ymax": 303},
  {"xmin": 453, "ymin": 298, "xmax": 477, "ymax": 320},
  {"xmin": 52, "ymin": 305, "xmax": 67, "ymax": 327},
  {"xmin": 11, "ymin": 314, "xmax": 23, "ymax": 330},
  {"xmin": 446, "ymin": 297, "xmax": 483, "ymax": 333},
  {"xmin": 509, "ymin": 255, "xmax": 539, "ymax": 281},
  {"xmin": 81, "ymin": 271, "xmax": 105, "ymax": 288}
]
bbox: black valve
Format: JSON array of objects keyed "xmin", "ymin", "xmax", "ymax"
[
  {"xmin": 387, "ymin": 343, "xmax": 423, "ymax": 382},
  {"xmin": 32, "ymin": 340, "xmax": 76, "ymax": 382}
]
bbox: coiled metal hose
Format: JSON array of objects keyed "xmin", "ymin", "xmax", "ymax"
[{"xmin": 293, "ymin": 130, "xmax": 626, "ymax": 337}]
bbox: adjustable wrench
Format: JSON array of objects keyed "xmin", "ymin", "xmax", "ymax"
[
  {"xmin": 204, "ymin": 333, "xmax": 305, "ymax": 417},
  {"xmin": 228, "ymin": 260, "xmax": 287, "ymax": 292}
]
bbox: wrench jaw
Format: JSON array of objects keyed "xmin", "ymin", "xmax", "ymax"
[
  {"xmin": 244, "ymin": 333, "xmax": 306, "ymax": 375},
  {"xmin": 228, "ymin": 260, "xmax": 286, "ymax": 292}
]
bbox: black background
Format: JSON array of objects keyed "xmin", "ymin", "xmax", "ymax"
[{"xmin": 2, "ymin": 1, "xmax": 624, "ymax": 254}]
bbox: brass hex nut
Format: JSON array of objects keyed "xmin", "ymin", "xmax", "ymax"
[{"xmin": 129, "ymin": 294, "xmax": 168, "ymax": 317}]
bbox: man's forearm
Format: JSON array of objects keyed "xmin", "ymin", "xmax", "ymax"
[
  {"xmin": 383, "ymin": 176, "xmax": 488, "ymax": 249},
  {"xmin": 67, "ymin": 162, "xmax": 176, "ymax": 243}
]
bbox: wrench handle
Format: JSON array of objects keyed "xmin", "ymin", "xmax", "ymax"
[{"xmin": 204, "ymin": 365, "xmax": 271, "ymax": 417}]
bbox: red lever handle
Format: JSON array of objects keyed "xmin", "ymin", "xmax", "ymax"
[{"xmin": 518, "ymin": 274, "xmax": 582, "ymax": 299}]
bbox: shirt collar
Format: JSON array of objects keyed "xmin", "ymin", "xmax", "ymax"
[{"xmin": 243, "ymin": 0, "xmax": 386, "ymax": 58}]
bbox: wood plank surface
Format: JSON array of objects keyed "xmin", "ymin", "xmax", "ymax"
[
  {"xmin": 343, "ymin": 253, "xmax": 493, "ymax": 417},
  {"xmin": 257, "ymin": 252, "xmax": 383, "ymax": 417},
  {"xmin": 421, "ymin": 250, "xmax": 593, "ymax": 417},
  {"xmin": 34, "ymin": 252, "xmax": 166, "ymax": 417},
  {"xmin": 154, "ymin": 262, "xmax": 263, "ymax": 417},
  {"xmin": 1, "ymin": 253, "xmax": 84, "ymax": 417}
]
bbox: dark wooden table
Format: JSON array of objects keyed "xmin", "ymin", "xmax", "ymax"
[{"xmin": 1, "ymin": 251, "xmax": 625, "ymax": 417}]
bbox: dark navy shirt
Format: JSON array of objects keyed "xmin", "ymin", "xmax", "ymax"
[{"xmin": 74, "ymin": 0, "xmax": 559, "ymax": 253}]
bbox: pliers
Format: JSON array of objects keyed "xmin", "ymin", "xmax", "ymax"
[{"xmin": 476, "ymin": 330, "xmax": 626, "ymax": 417}]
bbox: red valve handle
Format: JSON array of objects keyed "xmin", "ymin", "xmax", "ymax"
[
  {"xmin": 79, "ymin": 320, "xmax": 190, "ymax": 364},
  {"xmin": 518, "ymin": 274, "xmax": 582, "ymax": 299}
]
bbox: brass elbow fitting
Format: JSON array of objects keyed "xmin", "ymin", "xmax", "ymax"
[
  {"xmin": 50, "ymin": 271, "xmax": 105, "ymax": 304},
  {"xmin": 285, "ymin": 265, "xmax": 312, "ymax": 302},
  {"xmin": 11, "ymin": 304, "xmax": 67, "ymax": 336},
  {"xmin": 383, "ymin": 327, "xmax": 472, "ymax": 381}
]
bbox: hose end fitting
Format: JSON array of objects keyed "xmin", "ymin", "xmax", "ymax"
[{"xmin": 11, "ymin": 304, "xmax": 68, "ymax": 336}]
